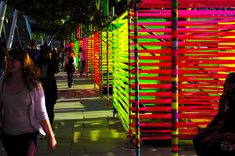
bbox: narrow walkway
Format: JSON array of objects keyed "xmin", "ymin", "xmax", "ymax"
[{"xmin": 0, "ymin": 71, "xmax": 197, "ymax": 156}]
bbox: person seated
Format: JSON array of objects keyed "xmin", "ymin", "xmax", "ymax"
[{"xmin": 193, "ymin": 72, "xmax": 235, "ymax": 156}]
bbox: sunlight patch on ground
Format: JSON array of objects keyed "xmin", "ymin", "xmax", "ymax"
[
  {"xmin": 73, "ymin": 131, "xmax": 81, "ymax": 143},
  {"xmin": 89, "ymin": 130, "xmax": 100, "ymax": 141},
  {"xmin": 110, "ymin": 129, "xmax": 120, "ymax": 138}
]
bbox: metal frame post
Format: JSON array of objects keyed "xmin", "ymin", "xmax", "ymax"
[
  {"xmin": 3, "ymin": 23, "xmax": 7, "ymax": 44},
  {"xmin": 133, "ymin": 0, "xmax": 140, "ymax": 155},
  {"xmin": 106, "ymin": 26, "xmax": 110, "ymax": 108},
  {"xmin": 7, "ymin": 9, "xmax": 18, "ymax": 48},
  {"xmin": 0, "ymin": 0, "xmax": 7, "ymax": 38},
  {"xmin": 171, "ymin": 0, "xmax": 179, "ymax": 156},
  {"xmin": 24, "ymin": 16, "xmax": 32, "ymax": 40}
]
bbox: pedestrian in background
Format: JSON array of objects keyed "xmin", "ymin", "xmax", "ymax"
[
  {"xmin": 64, "ymin": 46, "xmax": 76, "ymax": 88},
  {"xmin": 58, "ymin": 46, "xmax": 65, "ymax": 70},
  {"xmin": 79, "ymin": 47, "xmax": 85, "ymax": 77},
  {"xmin": 27, "ymin": 40, "xmax": 40, "ymax": 65},
  {"xmin": 38, "ymin": 45, "xmax": 58, "ymax": 126},
  {"xmin": 0, "ymin": 48, "xmax": 56, "ymax": 156}
]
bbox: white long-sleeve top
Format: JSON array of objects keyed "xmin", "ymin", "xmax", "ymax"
[{"xmin": 0, "ymin": 77, "xmax": 49, "ymax": 135}]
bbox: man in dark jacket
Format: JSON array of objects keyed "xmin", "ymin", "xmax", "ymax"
[{"xmin": 38, "ymin": 46, "xmax": 58, "ymax": 126}]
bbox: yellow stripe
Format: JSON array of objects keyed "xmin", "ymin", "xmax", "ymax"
[
  {"xmin": 172, "ymin": 103, "xmax": 178, "ymax": 109},
  {"xmin": 172, "ymin": 131, "xmax": 179, "ymax": 135},
  {"xmin": 171, "ymin": 153, "xmax": 178, "ymax": 156},
  {"xmin": 172, "ymin": 138, "xmax": 178, "ymax": 144},
  {"xmin": 172, "ymin": 77, "xmax": 178, "ymax": 81}
]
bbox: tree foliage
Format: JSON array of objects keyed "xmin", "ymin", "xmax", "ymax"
[
  {"xmin": 6, "ymin": 0, "xmax": 101, "ymax": 40},
  {"xmin": 6, "ymin": 0, "xmax": 128, "ymax": 40}
]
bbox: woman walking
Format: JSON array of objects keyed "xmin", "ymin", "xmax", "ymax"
[
  {"xmin": 0, "ymin": 48, "xmax": 56, "ymax": 156},
  {"xmin": 79, "ymin": 47, "xmax": 85, "ymax": 77},
  {"xmin": 64, "ymin": 47, "xmax": 76, "ymax": 88}
]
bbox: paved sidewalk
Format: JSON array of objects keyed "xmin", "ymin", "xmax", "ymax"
[{"xmin": 0, "ymin": 72, "xmax": 197, "ymax": 156}]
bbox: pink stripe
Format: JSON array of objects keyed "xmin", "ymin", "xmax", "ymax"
[
  {"xmin": 130, "ymin": 19, "xmax": 235, "ymax": 26},
  {"xmin": 138, "ymin": 13, "xmax": 235, "ymax": 18},
  {"xmin": 130, "ymin": 27, "xmax": 219, "ymax": 32},
  {"xmin": 138, "ymin": 10, "xmax": 235, "ymax": 15}
]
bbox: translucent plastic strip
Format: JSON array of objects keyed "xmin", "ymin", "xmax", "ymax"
[
  {"xmin": 138, "ymin": 10, "xmax": 235, "ymax": 16},
  {"xmin": 138, "ymin": 13, "xmax": 235, "ymax": 18},
  {"xmin": 136, "ymin": 123, "xmax": 171, "ymax": 127},
  {"xmin": 130, "ymin": 49, "xmax": 171, "ymax": 54},
  {"xmin": 144, "ymin": 43, "xmax": 230, "ymax": 48},
  {"xmin": 131, "ymin": 114, "xmax": 171, "ymax": 119},
  {"xmin": 141, "ymin": 136, "xmax": 172, "ymax": 140},
  {"xmin": 132, "ymin": 106, "xmax": 216, "ymax": 111},
  {"xmin": 179, "ymin": 92, "xmax": 223, "ymax": 95},
  {"xmin": 130, "ymin": 69, "xmax": 171, "ymax": 74},
  {"xmin": 132, "ymin": 113, "xmax": 217, "ymax": 119},
  {"xmin": 131, "ymin": 63, "xmax": 171, "ymax": 67},
  {"xmin": 139, "ymin": 0, "xmax": 235, "ymax": 8},
  {"xmin": 137, "ymin": 10, "xmax": 235, "ymax": 15},
  {"xmin": 130, "ymin": 35, "xmax": 235, "ymax": 40},
  {"xmin": 138, "ymin": 5, "xmax": 235, "ymax": 9},
  {"xmin": 141, "ymin": 130, "xmax": 171, "ymax": 133},
  {"xmin": 130, "ymin": 28, "xmax": 221, "ymax": 32},
  {"xmin": 178, "ymin": 122, "xmax": 212, "ymax": 128},
  {"xmin": 180, "ymin": 49, "xmax": 235, "ymax": 53},
  {"xmin": 130, "ymin": 19, "xmax": 235, "ymax": 26},
  {"xmin": 131, "ymin": 76, "xmax": 172, "ymax": 80},
  {"xmin": 179, "ymin": 114, "xmax": 217, "ymax": 119},
  {"xmin": 141, "ymin": 0, "xmax": 235, "ymax": 4}
]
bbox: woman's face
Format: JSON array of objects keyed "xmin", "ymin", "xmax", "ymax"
[{"xmin": 7, "ymin": 56, "xmax": 23, "ymax": 73}]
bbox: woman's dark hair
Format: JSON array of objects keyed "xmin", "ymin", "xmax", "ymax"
[
  {"xmin": 30, "ymin": 40, "xmax": 36, "ymax": 47},
  {"xmin": 4, "ymin": 48, "xmax": 40, "ymax": 90},
  {"xmin": 223, "ymin": 72, "xmax": 235, "ymax": 99},
  {"xmin": 68, "ymin": 46, "xmax": 72, "ymax": 52},
  {"xmin": 225, "ymin": 73, "xmax": 235, "ymax": 84},
  {"xmin": 79, "ymin": 47, "xmax": 83, "ymax": 52},
  {"xmin": 40, "ymin": 45, "xmax": 50, "ymax": 60}
]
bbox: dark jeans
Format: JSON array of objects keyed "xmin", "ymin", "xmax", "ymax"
[
  {"xmin": 67, "ymin": 71, "xmax": 74, "ymax": 88},
  {"xmin": 46, "ymin": 102, "xmax": 55, "ymax": 125},
  {"xmin": 0, "ymin": 68, "xmax": 3, "ymax": 77},
  {"xmin": 1, "ymin": 131, "xmax": 39, "ymax": 156},
  {"xmin": 40, "ymin": 77, "xmax": 57, "ymax": 125},
  {"xmin": 79, "ymin": 60, "xmax": 85, "ymax": 76}
]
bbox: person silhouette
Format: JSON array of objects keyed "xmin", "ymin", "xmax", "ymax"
[
  {"xmin": 64, "ymin": 46, "xmax": 76, "ymax": 88},
  {"xmin": 78, "ymin": 47, "xmax": 86, "ymax": 77},
  {"xmin": 193, "ymin": 72, "xmax": 235, "ymax": 156}
]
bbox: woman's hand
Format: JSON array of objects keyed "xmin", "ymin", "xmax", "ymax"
[
  {"xmin": 40, "ymin": 119, "xmax": 57, "ymax": 152},
  {"xmin": 48, "ymin": 135, "xmax": 57, "ymax": 151}
]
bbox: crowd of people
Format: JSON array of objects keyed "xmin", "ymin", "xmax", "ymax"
[{"xmin": 0, "ymin": 40, "xmax": 86, "ymax": 156}]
